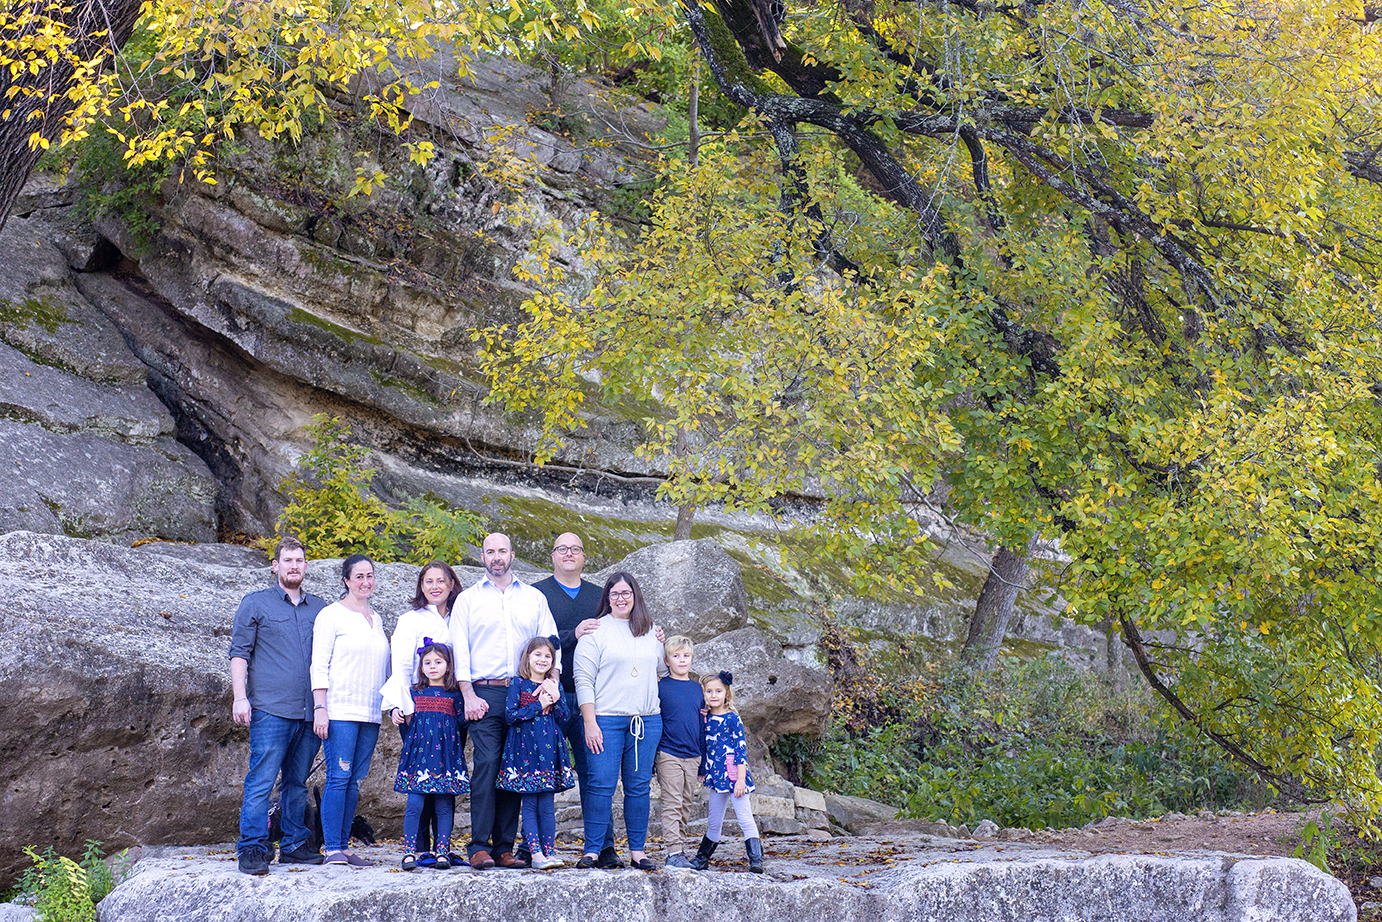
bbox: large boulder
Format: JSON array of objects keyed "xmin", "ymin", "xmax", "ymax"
[
  {"xmin": 595, "ymin": 538, "xmax": 749, "ymax": 641},
  {"xmin": 695, "ymin": 626, "xmax": 831, "ymax": 752}
]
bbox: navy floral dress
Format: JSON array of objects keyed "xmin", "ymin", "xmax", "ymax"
[
  {"xmin": 498, "ymin": 677, "xmax": 576, "ymax": 793},
  {"xmin": 701, "ymin": 711, "xmax": 755, "ymax": 793},
  {"xmin": 395, "ymin": 686, "xmax": 470, "ymax": 794}
]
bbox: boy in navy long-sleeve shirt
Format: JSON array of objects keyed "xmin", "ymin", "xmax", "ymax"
[{"xmin": 656, "ymin": 636, "xmax": 705, "ymax": 867}]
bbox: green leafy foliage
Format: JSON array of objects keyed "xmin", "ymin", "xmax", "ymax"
[
  {"xmin": 275, "ymin": 415, "xmax": 486, "ymax": 564},
  {"xmin": 17, "ymin": 842, "xmax": 127, "ymax": 922},
  {"xmin": 795, "ymin": 628, "xmax": 1267, "ymax": 830},
  {"xmin": 482, "ymin": 0, "xmax": 1382, "ymax": 823}
]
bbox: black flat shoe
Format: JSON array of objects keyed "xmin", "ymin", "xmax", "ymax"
[
  {"xmin": 631, "ymin": 857, "xmax": 657, "ymax": 871},
  {"xmin": 596, "ymin": 847, "xmax": 625, "ymax": 869},
  {"xmin": 576, "ymin": 854, "xmax": 599, "ymax": 869}
]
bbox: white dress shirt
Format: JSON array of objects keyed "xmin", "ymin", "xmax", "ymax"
[
  {"xmin": 380, "ymin": 604, "xmax": 451, "ymax": 714},
  {"xmin": 451, "ymin": 576, "xmax": 559, "ymax": 683},
  {"xmin": 310, "ymin": 601, "xmax": 390, "ymax": 722}
]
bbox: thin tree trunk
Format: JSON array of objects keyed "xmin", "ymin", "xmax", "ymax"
[
  {"xmin": 0, "ymin": 0, "xmax": 142, "ymax": 233},
  {"xmin": 688, "ymin": 58, "xmax": 700, "ymax": 167},
  {"xmin": 673, "ymin": 502, "xmax": 696, "ymax": 541},
  {"xmin": 962, "ymin": 533, "xmax": 1039, "ymax": 670}
]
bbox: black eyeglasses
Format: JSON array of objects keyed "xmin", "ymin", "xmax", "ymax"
[
  {"xmin": 608, "ymin": 590, "xmax": 634, "ymax": 600},
  {"xmin": 553, "ymin": 545, "xmax": 585, "ymax": 555}
]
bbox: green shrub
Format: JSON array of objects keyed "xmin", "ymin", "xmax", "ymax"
[
  {"xmin": 18, "ymin": 842, "xmax": 128, "ymax": 922},
  {"xmin": 275, "ymin": 415, "xmax": 487, "ymax": 564},
  {"xmin": 800, "ymin": 629, "xmax": 1269, "ymax": 830}
]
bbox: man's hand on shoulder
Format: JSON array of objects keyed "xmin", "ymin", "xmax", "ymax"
[{"xmin": 575, "ymin": 618, "xmax": 600, "ymax": 638}]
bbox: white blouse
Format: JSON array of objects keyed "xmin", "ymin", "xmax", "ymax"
[
  {"xmin": 380, "ymin": 604, "xmax": 451, "ymax": 714},
  {"xmin": 311, "ymin": 600, "xmax": 390, "ymax": 723}
]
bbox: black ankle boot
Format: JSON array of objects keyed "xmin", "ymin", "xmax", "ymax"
[
  {"xmin": 745, "ymin": 837, "xmax": 763, "ymax": 873},
  {"xmin": 690, "ymin": 836, "xmax": 718, "ymax": 870}
]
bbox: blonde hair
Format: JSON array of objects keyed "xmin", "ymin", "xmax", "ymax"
[
  {"xmin": 663, "ymin": 635, "xmax": 695, "ymax": 657},
  {"xmin": 517, "ymin": 636, "xmax": 559, "ymax": 682},
  {"xmin": 700, "ymin": 671, "xmax": 736, "ymax": 712}
]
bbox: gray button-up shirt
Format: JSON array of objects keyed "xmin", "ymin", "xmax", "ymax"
[{"xmin": 229, "ymin": 586, "xmax": 327, "ymax": 721}]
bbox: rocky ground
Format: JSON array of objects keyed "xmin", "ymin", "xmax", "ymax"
[{"xmin": 84, "ymin": 826, "xmax": 1352, "ymax": 922}]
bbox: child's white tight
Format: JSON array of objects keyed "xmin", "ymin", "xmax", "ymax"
[{"xmin": 706, "ymin": 790, "xmax": 760, "ymax": 841}]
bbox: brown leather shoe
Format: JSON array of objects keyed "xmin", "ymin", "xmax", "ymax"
[
  {"xmin": 469, "ymin": 850, "xmax": 496, "ymax": 870},
  {"xmin": 495, "ymin": 852, "xmax": 529, "ymax": 869}
]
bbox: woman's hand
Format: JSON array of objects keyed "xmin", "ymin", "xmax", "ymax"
[
  {"xmin": 313, "ymin": 707, "xmax": 329, "ymax": 739},
  {"xmin": 585, "ymin": 718, "xmax": 604, "ymax": 754},
  {"xmin": 391, "ymin": 707, "xmax": 406, "ymax": 726}
]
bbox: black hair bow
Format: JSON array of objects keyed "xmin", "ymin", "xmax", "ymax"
[{"xmin": 718, "ymin": 670, "xmax": 733, "ymax": 686}]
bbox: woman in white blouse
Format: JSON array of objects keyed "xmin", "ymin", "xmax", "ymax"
[
  {"xmin": 380, "ymin": 561, "xmax": 461, "ymax": 863},
  {"xmin": 311, "ymin": 554, "xmax": 389, "ymax": 867}
]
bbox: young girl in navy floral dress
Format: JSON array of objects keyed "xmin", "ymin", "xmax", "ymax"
[
  {"xmin": 499, "ymin": 636, "xmax": 575, "ymax": 870},
  {"xmin": 392, "ymin": 640, "xmax": 469, "ymax": 871},
  {"xmin": 692, "ymin": 670, "xmax": 763, "ymax": 873}
]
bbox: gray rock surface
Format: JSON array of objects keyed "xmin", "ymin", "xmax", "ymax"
[
  {"xmin": 596, "ymin": 538, "xmax": 749, "ymax": 641},
  {"xmin": 0, "ymin": 340, "xmax": 172, "ymax": 442},
  {"xmin": 696, "ymin": 626, "xmax": 831, "ymax": 752},
  {"xmin": 824, "ymin": 793, "xmax": 900, "ymax": 834},
  {"xmin": 0, "ymin": 904, "xmax": 34, "ymax": 922},
  {"xmin": 93, "ymin": 837, "xmax": 1354, "ymax": 922},
  {"xmin": 0, "ymin": 421, "xmax": 218, "ymax": 541}
]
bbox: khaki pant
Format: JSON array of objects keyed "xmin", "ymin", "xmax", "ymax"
[{"xmin": 655, "ymin": 751, "xmax": 702, "ymax": 854}]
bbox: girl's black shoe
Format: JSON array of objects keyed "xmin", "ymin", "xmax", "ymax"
[
  {"xmin": 690, "ymin": 836, "xmax": 718, "ymax": 871},
  {"xmin": 745, "ymin": 837, "xmax": 764, "ymax": 873}
]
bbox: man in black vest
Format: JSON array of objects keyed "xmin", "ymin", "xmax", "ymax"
[{"xmin": 532, "ymin": 532, "xmax": 622, "ymax": 867}]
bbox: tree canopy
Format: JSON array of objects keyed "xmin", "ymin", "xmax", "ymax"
[{"xmin": 482, "ymin": 0, "xmax": 1382, "ymax": 820}]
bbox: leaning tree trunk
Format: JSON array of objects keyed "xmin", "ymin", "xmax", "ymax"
[
  {"xmin": 0, "ymin": 0, "xmax": 141, "ymax": 233},
  {"xmin": 962, "ymin": 534, "xmax": 1039, "ymax": 670}
]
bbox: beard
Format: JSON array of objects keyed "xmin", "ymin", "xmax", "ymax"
[
  {"xmin": 279, "ymin": 571, "xmax": 305, "ymax": 590},
  {"xmin": 486, "ymin": 558, "xmax": 511, "ymax": 578}
]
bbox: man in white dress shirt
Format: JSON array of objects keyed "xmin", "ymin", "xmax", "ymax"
[{"xmin": 452, "ymin": 532, "xmax": 559, "ymax": 869}]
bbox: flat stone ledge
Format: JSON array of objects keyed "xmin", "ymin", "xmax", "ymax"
[{"xmin": 95, "ymin": 835, "xmax": 1353, "ymax": 922}]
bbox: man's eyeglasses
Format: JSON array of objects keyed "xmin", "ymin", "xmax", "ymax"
[{"xmin": 553, "ymin": 545, "xmax": 585, "ymax": 555}]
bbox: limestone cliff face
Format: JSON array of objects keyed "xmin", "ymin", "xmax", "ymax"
[{"xmin": 4, "ymin": 54, "xmax": 662, "ymax": 536}]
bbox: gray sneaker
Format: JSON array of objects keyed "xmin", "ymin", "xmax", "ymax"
[
  {"xmin": 665, "ymin": 853, "xmax": 694, "ymax": 869},
  {"xmin": 238, "ymin": 848, "xmax": 270, "ymax": 876}
]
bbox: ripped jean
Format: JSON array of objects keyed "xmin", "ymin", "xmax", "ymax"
[{"xmin": 321, "ymin": 719, "xmax": 380, "ymax": 852}]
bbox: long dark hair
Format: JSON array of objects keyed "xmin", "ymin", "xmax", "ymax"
[
  {"xmin": 597, "ymin": 571, "xmax": 652, "ymax": 637},
  {"xmin": 414, "ymin": 642, "xmax": 461, "ymax": 692},
  {"xmin": 340, "ymin": 554, "xmax": 374, "ymax": 598},
  {"xmin": 411, "ymin": 561, "xmax": 461, "ymax": 612}
]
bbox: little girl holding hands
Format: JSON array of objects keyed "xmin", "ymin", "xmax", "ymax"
[
  {"xmin": 499, "ymin": 636, "xmax": 576, "ymax": 870},
  {"xmin": 392, "ymin": 640, "xmax": 469, "ymax": 871},
  {"xmin": 692, "ymin": 670, "xmax": 764, "ymax": 873}
]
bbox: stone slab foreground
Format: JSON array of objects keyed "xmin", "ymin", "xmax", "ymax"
[{"xmin": 95, "ymin": 835, "xmax": 1353, "ymax": 922}]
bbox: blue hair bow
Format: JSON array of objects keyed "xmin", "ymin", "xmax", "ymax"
[{"xmin": 416, "ymin": 636, "xmax": 439, "ymax": 656}]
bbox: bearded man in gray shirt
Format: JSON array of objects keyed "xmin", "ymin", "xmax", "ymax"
[{"xmin": 228, "ymin": 537, "xmax": 329, "ymax": 875}]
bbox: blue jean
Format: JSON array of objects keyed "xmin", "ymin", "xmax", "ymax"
[
  {"xmin": 556, "ymin": 691, "xmax": 611, "ymax": 851},
  {"xmin": 583, "ymin": 713, "xmax": 662, "ymax": 854},
  {"xmin": 238, "ymin": 710, "xmax": 320, "ymax": 856},
  {"xmin": 321, "ymin": 719, "xmax": 380, "ymax": 852}
]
